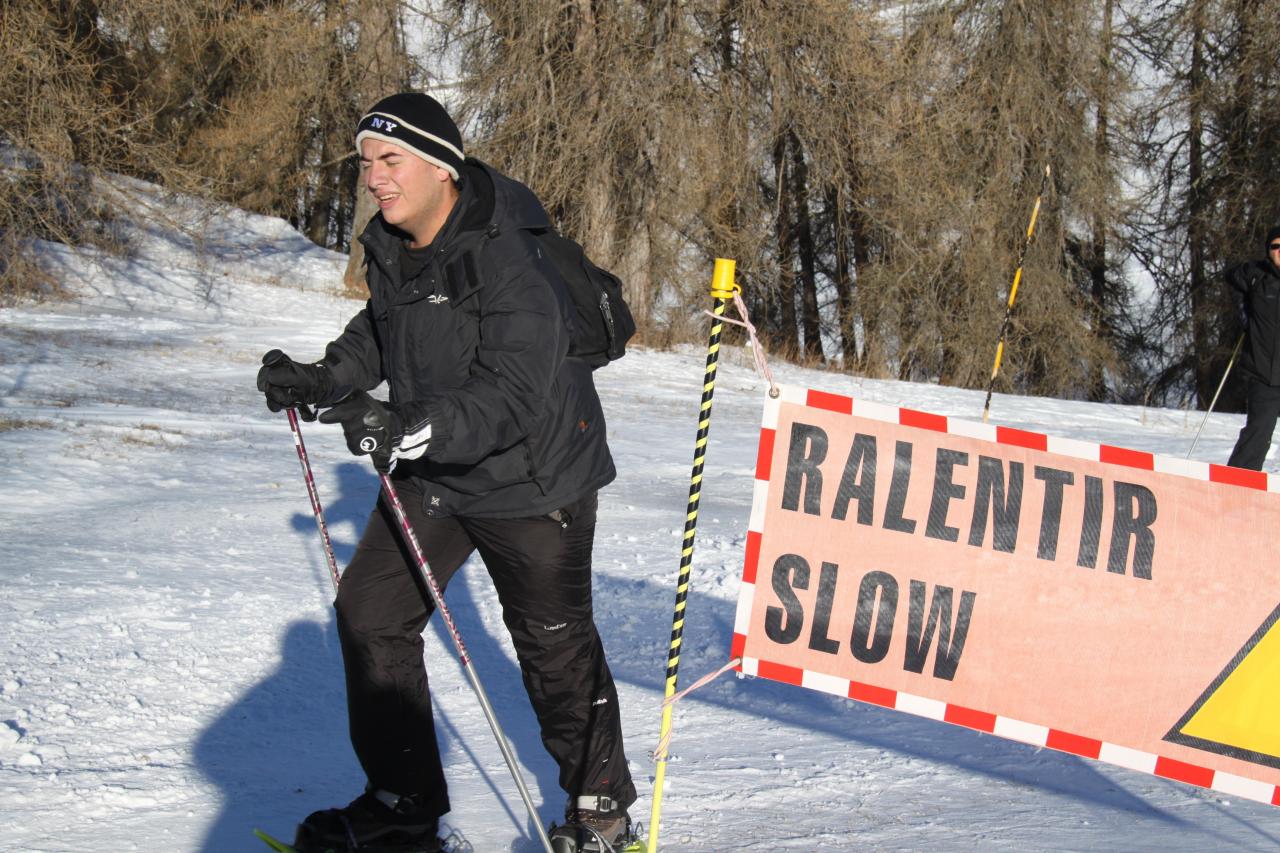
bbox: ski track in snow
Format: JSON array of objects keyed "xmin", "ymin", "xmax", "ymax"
[{"xmin": 3, "ymin": 194, "xmax": 1280, "ymax": 852}]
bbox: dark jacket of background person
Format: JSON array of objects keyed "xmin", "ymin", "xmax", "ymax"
[
  {"xmin": 1226, "ymin": 226, "xmax": 1280, "ymax": 470},
  {"xmin": 1231, "ymin": 256, "xmax": 1280, "ymax": 386}
]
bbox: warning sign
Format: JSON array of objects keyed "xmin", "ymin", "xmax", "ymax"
[
  {"xmin": 731, "ymin": 385, "xmax": 1280, "ymax": 806},
  {"xmin": 1167, "ymin": 605, "xmax": 1280, "ymax": 770}
]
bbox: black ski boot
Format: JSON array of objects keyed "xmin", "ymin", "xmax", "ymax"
[
  {"xmin": 548, "ymin": 795, "xmax": 636, "ymax": 853},
  {"xmin": 293, "ymin": 787, "xmax": 443, "ymax": 853}
]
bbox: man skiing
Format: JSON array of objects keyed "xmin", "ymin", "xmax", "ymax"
[
  {"xmin": 257, "ymin": 92, "xmax": 637, "ymax": 852},
  {"xmin": 1228, "ymin": 225, "xmax": 1280, "ymax": 470}
]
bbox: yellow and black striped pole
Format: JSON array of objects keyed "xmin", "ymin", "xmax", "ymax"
[
  {"xmin": 982, "ymin": 164, "xmax": 1051, "ymax": 423},
  {"xmin": 647, "ymin": 258, "xmax": 738, "ymax": 853}
]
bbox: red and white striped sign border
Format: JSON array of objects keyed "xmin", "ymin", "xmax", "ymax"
[{"xmin": 730, "ymin": 384, "xmax": 1280, "ymax": 807}]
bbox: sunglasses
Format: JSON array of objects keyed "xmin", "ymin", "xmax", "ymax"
[{"xmin": 1271, "ymin": 243, "xmax": 1280, "ymax": 252}]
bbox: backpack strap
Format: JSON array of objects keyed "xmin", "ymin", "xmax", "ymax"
[{"xmin": 440, "ymin": 249, "xmax": 483, "ymax": 304}]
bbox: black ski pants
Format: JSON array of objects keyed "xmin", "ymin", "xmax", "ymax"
[
  {"xmin": 333, "ymin": 481, "xmax": 636, "ymax": 820},
  {"xmin": 1228, "ymin": 376, "xmax": 1280, "ymax": 470}
]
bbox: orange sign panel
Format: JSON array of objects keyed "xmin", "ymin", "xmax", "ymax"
[{"xmin": 731, "ymin": 386, "xmax": 1280, "ymax": 805}]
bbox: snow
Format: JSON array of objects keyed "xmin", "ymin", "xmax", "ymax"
[{"xmin": 3, "ymin": 189, "xmax": 1280, "ymax": 852}]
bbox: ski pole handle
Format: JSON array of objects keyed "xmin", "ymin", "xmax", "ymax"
[{"xmin": 261, "ymin": 348, "xmax": 318, "ymax": 421}]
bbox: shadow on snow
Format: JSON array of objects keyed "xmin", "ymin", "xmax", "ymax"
[
  {"xmin": 195, "ymin": 461, "xmax": 559, "ymax": 852},
  {"xmin": 194, "ymin": 462, "xmax": 1278, "ymax": 852}
]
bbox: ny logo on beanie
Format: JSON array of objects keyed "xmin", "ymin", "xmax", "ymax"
[{"xmin": 356, "ymin": 93, "xmax": 465, "ymax": 181}]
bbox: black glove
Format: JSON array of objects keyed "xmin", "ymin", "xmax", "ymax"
[
  {"xmin": 318, "ymin": 391, "xmax": 405, "ymax": 471},
  {"xmin": 257, "ymin": 349, "xmax": 335, "ymax": 413}
]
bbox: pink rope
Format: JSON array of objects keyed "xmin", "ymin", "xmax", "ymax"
[
  {"xmin": 652, "ymin": 657, "xmax": 743, "ymax": 760},
  {"xmin": 706, "ymin": 292, "xmax": 780, "ymax": 397}
]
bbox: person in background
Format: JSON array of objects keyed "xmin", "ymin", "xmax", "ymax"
[
  {"xmin": 1228, "ymin": 226, "xmax": 1280, "ymax": 470},
  {"xmin": 256, "ymin": 92, "xmax": 637, "ymax": 853}
]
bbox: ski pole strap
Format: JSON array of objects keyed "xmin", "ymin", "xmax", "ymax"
[{"xmin": 650, "ymin": 657, "xmax": 742, "ymax": 761}]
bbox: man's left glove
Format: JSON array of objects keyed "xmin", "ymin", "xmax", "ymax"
[
  {"xmin": 318, "ymin": 391, "xmax": 431, "ymax": 471},
  {"xmin": 257, "ymin": 349, "xmax": 336, "ymax": 412}
]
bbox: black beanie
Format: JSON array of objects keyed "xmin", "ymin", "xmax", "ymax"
[
  {"xmin": 1267, "ymin": 225, "xmax": 1280, "ymax": 247},
  {"xmin": 355, "ymin": 93, "xmax": 464, "ymax": 181}
]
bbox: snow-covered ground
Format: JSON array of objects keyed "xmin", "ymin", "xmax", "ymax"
[{"xmin": 3, "ymin": 191, "xmax": 1279, "ymax": 852}]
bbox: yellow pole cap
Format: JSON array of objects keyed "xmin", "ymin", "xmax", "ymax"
[{"xmin": 711, "ymin": 258, "xmax": 739, "ymax": 299}]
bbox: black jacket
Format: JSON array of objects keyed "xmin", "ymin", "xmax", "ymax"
[
  {"xmin": 1231, "ymin": 258, "xmax": 1280, "ymax": 386},
  {"xmin": 322, "ymin": 159, "xmax": 615, "ymax": 517}
]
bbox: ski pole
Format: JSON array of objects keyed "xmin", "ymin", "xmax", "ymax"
[
  {"xmin": 647, "ymin": 258, "xmax": 739, "ymax": 853},
  {"xmin": 262, "ymin": 347, "xmax": 341, "ymax": 591},
  {"xmin": 284, "ymin": 406, "xmax": 341, "ymax": 594},
  {"xmin": 376, "ymin": 470, "xmax": 555, "ymax": 853},
  {"xmin": 1187, "ymin": 333, "xmax": 1244, "ymax": 458},
  {"xmin": 982, "ymin": 164, "xmax": 1051, "ymax": 423}
]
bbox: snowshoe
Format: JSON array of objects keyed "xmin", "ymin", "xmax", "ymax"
[
  {"xmin": 257, "ymin": 826, "xmax": 471, "ymax": 853},
  {"xmin": 290, "ymin": 787, "xmax": 443, "ymax": 852},
  {"xmin": 548, "ymin": 795, "xmax": 644, "ymax": 853}
]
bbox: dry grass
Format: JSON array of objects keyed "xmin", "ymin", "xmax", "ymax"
[{"xmin": 0, "ymin": 416, "xmax": 56, "ymax": 432}]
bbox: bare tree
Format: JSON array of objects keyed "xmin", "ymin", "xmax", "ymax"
[
  {"xmin": 1126, "ymin": 0, "xmax": 1280, "ymax": 408},
  {"xmin": 17, "ymin": 0, "xmax": 1280, "ymax": 412},
  {"xmin": 1, "ymin": 0, "xmax": 416, "ymax": 299},
  {"xmin": 341, "ymin": 0, "xmax": 414, "ymax": 293}
]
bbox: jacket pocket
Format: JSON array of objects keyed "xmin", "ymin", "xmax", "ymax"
[{"xmin": 426, "ymin": 440, "xmax": 538, "ymax": 496}]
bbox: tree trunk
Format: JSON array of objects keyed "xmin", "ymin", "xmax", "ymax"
[
  {"xmin": 343, "ymin": 0, "xmax": 408, "ymax": 293},
  {"xmin": 1088, "ymin": 0, "xmax": 1113, "ymax": 402},
  {"xmin": 773, "ymin": 133, "xmax": 799, "ymax": 354},
  {"xmin": 790, "ymin": 131, "xmax": 823, "ymax": 364},
  {"xmin": 1188, "ymin": 0, "xmax": 1212, "ymax": 407},
  {"xmin": 826, "ymin": 185, "xmax": 858, "ymax": 368}
]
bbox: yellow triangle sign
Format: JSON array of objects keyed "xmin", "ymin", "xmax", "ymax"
[{"xmin": 1166, "ymin": 605, "xmax": 1280, "ymax": 769}]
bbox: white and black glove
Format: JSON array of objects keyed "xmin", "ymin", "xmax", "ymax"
[{"xmin": 318, "ymin": 391, "xmax": 430, "ymax": 471}]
